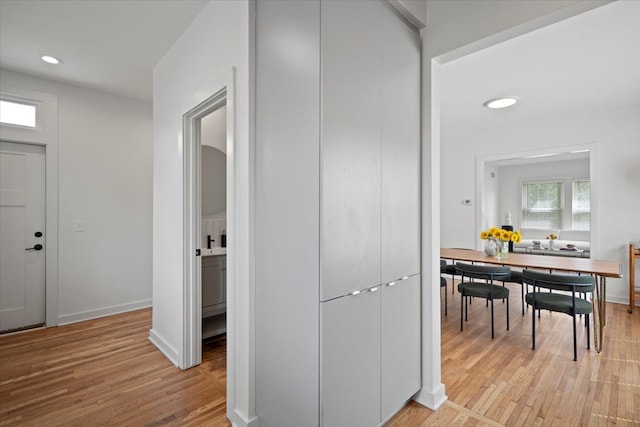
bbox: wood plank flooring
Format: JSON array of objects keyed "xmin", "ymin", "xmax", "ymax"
[
  {"xmin": 0, "ymin": 310, "xmax": 229, "ymax": 426},
  {"xmin": 1, "ymin": 282, "xmax": 638, "ymax": 426},
  {"xmin": 388, "ymin": 281, "xmax": 640, "ymax": 426}
]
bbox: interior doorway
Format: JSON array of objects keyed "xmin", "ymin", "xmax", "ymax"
[
  {"xmin": 475, "ymin": 144, "xmax": 596, "ymax": 254},
  {"xmin": 199, "ymin": 106, "xmax": 228, "ymax": 341},
  {"xmin": 182, "ymin": 81, "xmax": 234, "ymax": 370}
]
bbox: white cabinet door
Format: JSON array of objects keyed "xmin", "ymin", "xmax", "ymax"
[
  {"xmin": 320, "ymin": 0, "xmax": 381, "ymax": 301},
  {"xmin": 381, "ymin": 275, "xmax": 421, "ymax": 421},
  {"xmin": 255, "ymin": 1, "xmax": 321, "ymax": 425},
  {"xmin": 321, "ymin": 289, "xmax": 380, "ymax": 427},
  {"xmin": 381, "ymin": 5, "xmax": 421, "ymax": 283},
  {"xmin": 202, "ymin": 255, "xmax": 225, "ymax": 316}
]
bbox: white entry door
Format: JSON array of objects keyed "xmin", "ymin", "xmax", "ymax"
[{"xmin": 0, "ymin": 141, "xmax": 46, "ymax": 332}]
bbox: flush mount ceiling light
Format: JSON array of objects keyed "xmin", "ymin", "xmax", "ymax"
[
  {"xmin": 40, "ymin": 55, "xmax": 63, "ymax": 65},
  {"xmin": 484, "ymin": 97, "xmax": 518, "ymax": 109}
]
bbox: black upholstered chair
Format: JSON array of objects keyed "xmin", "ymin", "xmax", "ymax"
[
  {"xmin": 440, "ymin": 260, "xmax": 460, "ymax": 295},
  {"xmin": 501, "ymin": 270, "xmax": 525, "ymax": 315},
  {"xmin": 442, "ymin": 261, "xmax": 458, "ymax": 295},
  {"xmin": 442, "ymin": 249, "xmax": 476, "ymax": 294},
  {"xmin": 523, "ymin": 270, "xmax": 595, "ymax": 361},
  {"xmin": 456, "ymin": 262, "xmax": 511, "ymax": 339},
  {"xmin": 440, "ymin": 260, "xmax": 448, "ymax": 316}
]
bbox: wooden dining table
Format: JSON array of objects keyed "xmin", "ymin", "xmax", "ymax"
[{"xmin": 440, "ymin": 247, "xmax": 623, "ymax": 353}]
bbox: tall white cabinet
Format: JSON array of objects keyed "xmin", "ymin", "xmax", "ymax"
[{"xmin": 255, "ymin": 1, "xmax": 420, "ymax": 426}]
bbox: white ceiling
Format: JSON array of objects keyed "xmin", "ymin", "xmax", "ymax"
[
  {"xmin": 0, "ymin": 0, "xmax": 208, "ymax": 102},
  {"xmin": 1, "ymin": 0, "xmax": 638, "ymax": 116},
  {"xmin": 440, "ymin": 0, "xmax": 640, "ymax": 135}
]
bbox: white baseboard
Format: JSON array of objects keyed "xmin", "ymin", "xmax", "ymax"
[
  {"xmin": 229, "ymin": 409, "xmax": 259, "ymax": 427},
  {"xmin": 413, "ymin": 383, "xmax": 447, "ymax": 410},
  {"xmin": 57, "ymin": 299, "xmax": 152, "ymax": 325},
  {"xmin": 605, "ymin": 295, "xmax": 640, "ymax": 306},
  {"xmin": 148, "ymin": 328, "xmax": 180, "ymax": 368}
]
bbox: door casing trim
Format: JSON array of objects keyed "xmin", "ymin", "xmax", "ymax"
[{"xmin": 0, "ymin": 86, "xmax": 59, "ymax": 327}]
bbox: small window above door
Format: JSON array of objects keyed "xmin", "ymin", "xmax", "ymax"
[{"xmin": 0, "ymin": 98, "xmax": 38, "ymax": 128}]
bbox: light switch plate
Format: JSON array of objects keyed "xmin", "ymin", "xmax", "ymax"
[{"xmin": 75, "ymin": 220, "xmax": 84, "ymax": 232}]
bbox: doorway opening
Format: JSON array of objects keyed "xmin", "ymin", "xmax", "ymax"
[
  {"xmin": 182, "ymin": 81, "xmax": 235, "ymax": 372},
  {"xmin": 199, "ymin": 106, "xmax": 228, "ymax": 341},
  {"xmin": 475, "ymin": 144, "xmax": 596, "ymax": 255}
]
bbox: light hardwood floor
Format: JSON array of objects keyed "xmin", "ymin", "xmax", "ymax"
[
  {"xmin": 1, "ymin": 282, "xmax": 638, "ymax": 426},
  {"xmin": 0, "ymin": 310, "xmax": 229, "ymax": 426},
  {"xmin": 388, "ymin": 281, "xmax": 640, "ymax": 426}
]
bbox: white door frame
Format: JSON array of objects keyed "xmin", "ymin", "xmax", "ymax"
[
  {"xmin": 0, "ymin": 87, "xmax": 59, "ymax": 327},
  {"xmin": 182, "ymin": 70, "xmax": 236, "ymax": 372}
]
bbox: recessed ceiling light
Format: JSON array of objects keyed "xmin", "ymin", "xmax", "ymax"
[
  {"xmin": 41, "ymin": 55, "xmax": 63, "ymax": 65},
  {"xmin": 484, "ymin": 97, "xmax": 518, "ymax": 109}
]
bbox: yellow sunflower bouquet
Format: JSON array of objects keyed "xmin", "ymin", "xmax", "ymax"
[{"xmin": 480, "ymin": 227, "xmax": 522, "ymax": 259}]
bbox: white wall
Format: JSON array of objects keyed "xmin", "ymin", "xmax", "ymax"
[
  {"xmin": 201, "ymin": 105, "xmax": 227, "ymax": 153},
  {"xmin": 150, "ymin": 1, "xmax": 252, "ymax": 426},
  {"xmin": 497, "ymin": 158, "xmax": 589, "ymax": 231},
  {"xmin": 441, "ymin": 107, "xmax": 640, "ymax": 303},
  {"xmin": 201, "ymin": 146, "xmax": 226, "ymax": 216},
  {"xmin": 201, "ymin": 106, "xmax": 227, "ymax": 217},
  {"xmin": 0, "ymin": 69, "xmax": 153, "ymax": 323},
  {"xmin": 483, "ymin": 164, "xmax": 500, "ymax": 230}
]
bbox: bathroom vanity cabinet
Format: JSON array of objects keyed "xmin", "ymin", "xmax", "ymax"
[{"xmin": 202, "ymin": 254, "xmax": 226, "ymax": 338}]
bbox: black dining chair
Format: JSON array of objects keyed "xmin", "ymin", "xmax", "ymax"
[
  {"xmin": 456, "ymin": 262, "xmax": 511, "ymax": 339},
  {"xmin": 522, "ymin": 270, "xmax": 595, "ymax": 361},
  {"xmin": 441, "ymin": 259, "xmax": 458, "ymax": 295},
  {"xmin": 501, "ymin": 269, "xmax": 526, "ymax": 315},
  {"xmin": 440, "ymin": 260, "xmax": 448, "ymax": 316}
]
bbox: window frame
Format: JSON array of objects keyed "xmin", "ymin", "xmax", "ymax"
[
  {"xmin": 520, "ymin": 179, "xmax": 565, "ymax": 229},
  {"xmin": 571, "ymin": 178, "xmax": 591, "ymax": 230},
  {"xmin": 0, "ymin": 95, "xmax": 41, "ymax": 130}
]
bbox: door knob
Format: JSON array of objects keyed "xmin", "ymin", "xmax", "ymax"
[
  {"xmin": 35, "ymin": 231, "xmax": 43, "ymax": 237},
  {"xmin": 25, "ymin": 244, "xmax": 43, "ymax": 251}
]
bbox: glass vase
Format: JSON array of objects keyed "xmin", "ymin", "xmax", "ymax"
[
  {"xmin": 484, "ymin": 240, "xmax": 496, "ymax": 256},
  {"xmin": 494, "ymin": 240, "xmax": 508, "ymax": 259}
]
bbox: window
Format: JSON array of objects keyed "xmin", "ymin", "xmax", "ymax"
[
  {"xmin": 522, "ymin": 181, "xmax": 563, "ymax": 229},
  {"xmin": 0, "ymin": 99, "xmax": 37, "ymax": 128},
  {"xmin": 572, "ymin": 179, "xmax": 591, "ymax": 230}
]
